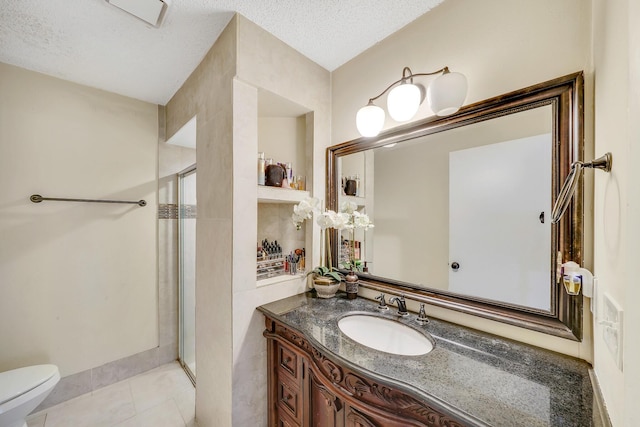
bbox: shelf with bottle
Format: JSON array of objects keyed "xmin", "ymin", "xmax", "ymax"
[
  {"xmin": 258, "ymin": 185, "xmax": 310, "ymax": 204},
  {"xmin": 339, "ymin": 194, "xmax": 366, "ymax": 207},
  {"xmin": 256, "ymin": 239, "xmax": 307, "ymax": 287}
]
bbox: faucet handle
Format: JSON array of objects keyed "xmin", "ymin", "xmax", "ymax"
[
  {"xmin": 416, "ymin": 303, "xmax": 429, "ymax": 324},
  {"xmin": 375, "ymin": 293, "xmax": 388, "ymax": 310}
]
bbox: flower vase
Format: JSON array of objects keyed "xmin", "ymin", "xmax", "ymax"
[{"xmin": 345, "ymin": 269, "xmax": 358, "ymax": 299}]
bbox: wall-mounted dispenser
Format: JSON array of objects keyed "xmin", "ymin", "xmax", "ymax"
[{"xmin": 561, "ymin": 261, "xmax": 594, "ymax": 297}]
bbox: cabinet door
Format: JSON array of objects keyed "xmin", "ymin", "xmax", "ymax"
[{"xmin": 307, "ymin": 369, "xmax": 344, "ymax": 427}]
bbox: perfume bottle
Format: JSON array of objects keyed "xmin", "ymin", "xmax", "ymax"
[
  {"xmin": 285, "ymin": 162, "xmax": 293, "ymax": 182},
  {"xmin": 257, "ymin": 152, "xmax": 266, "ymax": 186}
]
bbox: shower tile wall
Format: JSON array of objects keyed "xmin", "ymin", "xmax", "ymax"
[{"xmin": 158, "ymin": 106, "xmax": 196, "ymax": 365}]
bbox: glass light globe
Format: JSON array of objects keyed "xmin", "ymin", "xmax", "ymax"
[
  {"xmin": 356, "ymin": 104, "xmax": 385, "ymax": 137},
  {"xmin": 387, "ymin": 83, "xmax": 421, "ymax": 122},
  {"xmin": 427, "ymin": 72, "xmax": 468, "ymax": 116}
]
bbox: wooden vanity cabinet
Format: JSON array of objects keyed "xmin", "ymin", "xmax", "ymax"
[{"xmin": 264, "ymin": 317, "xmax": 466, "ymax": 427}]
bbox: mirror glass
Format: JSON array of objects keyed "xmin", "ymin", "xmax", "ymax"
[
  {"xmin": 328, "ymin": 73, "xmax": 584, "ymax": 339},
  {"xmin": 338, "ymin": 106, "xmax": 553, "ymax": 311}
]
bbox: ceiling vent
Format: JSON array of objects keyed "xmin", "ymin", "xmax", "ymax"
[{"xmin": 106, "ymin": 0, "xmax": 169, "ymax": 28}]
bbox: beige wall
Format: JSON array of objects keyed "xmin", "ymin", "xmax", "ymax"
[
  {"xmin": 592, "ymin": 0, "xmax": 640, "ymax": 425},
  {"xmin": 624, "ymin": 1, "xmax": 640, "ymax": 426},
  {"xmin": 0, "ymin": 63, "xmax": 158, "ymax": 376},
  {"xmin": 625, "ymin": 1, "xmax": 640, "ymax": 424},
  {"xmin": 258, "ymin": 116, "xmax": 307, "ymax": 180},
  {"xmin": 232, "ymin": 16, "xmax": 331, "ymax": 426},
  {"xmin": 332, "ymin": 0, "xmax": 592, "ymax": 143},
  {"xmin": 332, "ymin": 0, "xmax": 593, "ymax": 359},
  {"xmin": 164, "ymin": 14, "xmax": 332, "ymax": 426},
  {"xmin": 165, "ymin": 15, "xmax": 237, "ymax": 427}
]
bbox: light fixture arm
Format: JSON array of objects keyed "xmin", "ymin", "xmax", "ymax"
[{"xmin": 367, "ymin": 66, "xmax": 450, "ymax": 103}]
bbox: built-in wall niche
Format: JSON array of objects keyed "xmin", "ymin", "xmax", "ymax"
[
  {"xmin": 258, "ymin": 89, "xmax": 311, "ymax": 192},
  {"xmin": 256, "ymin": 89, "xmax": 313, "ymax": 286},
  {"xmin": 257, "ymin": 203, "xmax": 306, "ymax": 283}
]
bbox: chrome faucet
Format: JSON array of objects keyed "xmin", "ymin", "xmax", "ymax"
[
  {"xmin": 389, "ymin": 295, "xmax": 408, "ymax": 316},
  {"xmin": 375, "ymin": 293, "xmax": 389, "ymax": 310}
]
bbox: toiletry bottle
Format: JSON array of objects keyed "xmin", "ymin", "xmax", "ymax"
[
  {"xmin": 265, "ymin": 163, "xmax": 286, "ymax": 187},
  {"xmin": 344, "ymin": 178, "xmax": 357, "ymax": 196},
  {"xmin": 285, "ymin": 162, "xmax": 293, "ymax": 183},
  {"xmin": 355, "ymin": 173, "xmax": 361, "ymax": 196},
  {"xmin": 258, "ymin": 152, "xmax": 266, "ymax": 185}
]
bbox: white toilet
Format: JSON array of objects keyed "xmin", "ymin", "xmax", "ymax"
[{"xmin": 0, "ymin": 365, "xmax": 60, "ymax": 427}]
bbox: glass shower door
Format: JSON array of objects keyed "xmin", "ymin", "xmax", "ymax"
[{"xmin": 178, "ymin": 165, "xmax": 196, "ymax": 382}]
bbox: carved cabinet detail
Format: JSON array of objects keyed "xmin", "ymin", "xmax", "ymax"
[{"xmin": 264, "ymin": 317, "xmax": 467, "ymax": 427}]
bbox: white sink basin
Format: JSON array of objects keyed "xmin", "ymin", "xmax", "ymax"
[{"xmin": 338, "ymin": 314, "xmax": 434, "ymax": 356}]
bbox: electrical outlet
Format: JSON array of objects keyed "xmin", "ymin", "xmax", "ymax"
[{"xmin": 602, "ymin": 293, "xmax": 623, "ymax": 370}]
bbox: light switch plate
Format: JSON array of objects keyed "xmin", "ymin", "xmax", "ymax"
[{"xmin": 602, "ymin": 293, "xmax": 623, "ymax": 370}]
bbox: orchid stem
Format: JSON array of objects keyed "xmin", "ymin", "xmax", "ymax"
[{"xmin": 326, "ymin": 229, "xmax": 332, "ymax": 269}]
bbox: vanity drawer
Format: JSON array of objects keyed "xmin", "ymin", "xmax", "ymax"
[
  {"xmin": 277, "ymin": 343, "xmax": 299, "ymax": 381},
  {"xmin": 277, "ymin": 376, "xmax": 302, "ymax": 424}
]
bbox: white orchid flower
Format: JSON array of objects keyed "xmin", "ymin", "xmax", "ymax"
[
  {"xmin": 316, "ymin": 210, "xmax": 337, "ymax": 230},
  {"xmin": 332, "ymin": 212, "xmax": 353, "ymax": 230},
  {"xmin": 293, "ymin": 197, "xmax": 318, "ymax": 220},
  {"xmin": 291, "ymin": 197, "xmax": 321, "ymax": 230},
  {"xmin": 290, "ymin": 196, "xmax": 373, "ymax": 233},
  {"xmin": 352, "ymin": 211, "xmax": 374, "ymax": 230},
  {"xmin": 340, "ymin": 200, "xmax": 358, "ymax": 214},
  {"xmin": 292, "ymin": 213, "xmax": 306, "ymax": 230}
]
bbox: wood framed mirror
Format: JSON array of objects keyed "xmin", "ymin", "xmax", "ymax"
[{"xmin": 327, "ymin": 72, "xmax": 584, "ymax": 340}]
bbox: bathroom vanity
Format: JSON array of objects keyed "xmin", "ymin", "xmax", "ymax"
[{"xmin": 258, "ymin": 292, "xmax": 596, "ymax": 427}]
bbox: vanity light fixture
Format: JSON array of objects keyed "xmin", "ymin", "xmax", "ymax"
[{"xmin": 356, "ymin": 66, "xmax": 468, "ymax": 137}]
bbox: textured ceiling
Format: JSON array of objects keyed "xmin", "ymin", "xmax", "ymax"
[{"xmin": 0, "ymin": 0, "xmax": 444, "ymax": 105}]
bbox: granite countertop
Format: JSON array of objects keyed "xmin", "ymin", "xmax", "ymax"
[{"xmin": 258, "ymin": 292, "xmax": 594, "ymax": 427}]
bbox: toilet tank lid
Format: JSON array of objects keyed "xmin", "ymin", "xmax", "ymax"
[{"xmin": 0, "ymin": 364, "xmax": 59, "ymax": 406}]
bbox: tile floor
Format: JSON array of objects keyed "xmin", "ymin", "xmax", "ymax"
[{"xmin": 26, "ymin": 362, "xmax": 196, "ymax": 427}]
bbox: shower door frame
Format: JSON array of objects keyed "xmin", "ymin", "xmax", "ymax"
[{"xmin": 178, "ymin": 163, "xmax": 197, "ymax": 385}]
